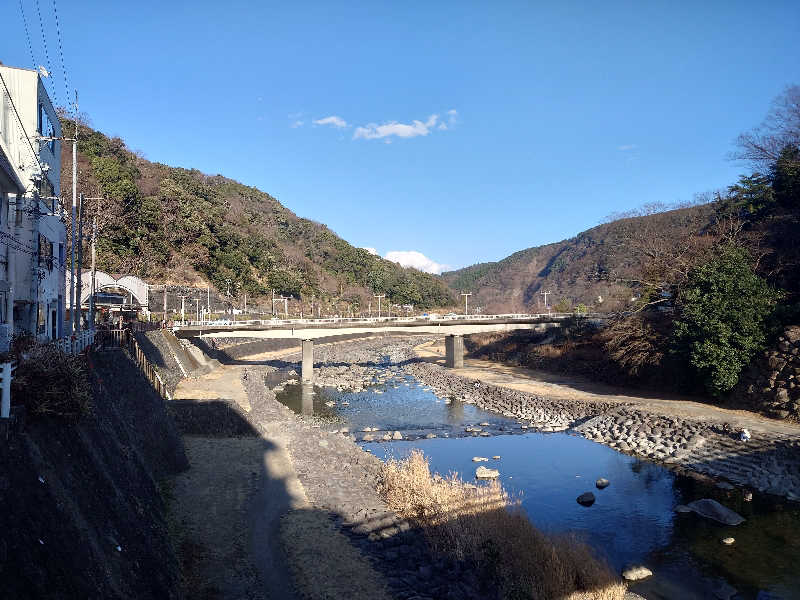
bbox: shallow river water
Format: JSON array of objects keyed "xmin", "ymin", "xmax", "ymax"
[{"xmin": 276, "ymin": 370, "xmax": 800, "ymax": 599}]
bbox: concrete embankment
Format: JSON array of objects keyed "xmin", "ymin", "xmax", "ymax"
[{"xmin": 0, "ymin": 348, "xmax": 188, "ymax": 600}]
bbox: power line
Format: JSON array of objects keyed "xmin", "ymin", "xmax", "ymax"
[
  {"xmin": 34, "ymin": 0, "xmax": 55, "ymax": 105},
  {"xmin": 51, "ymin": 0, "xmax": 69, "ymax": 108},
  {"xmin": 18, "ymin": 0, "xmax": 37, "ymax": 70}
]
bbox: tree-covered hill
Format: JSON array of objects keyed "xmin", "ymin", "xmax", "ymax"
[
  {"xmin": 59, "ymin": 118, "xmax": 454, "ymax": 311},
  {"xmin": 442, "ymin": 203, "xmax": 717, "ymax": 313}
]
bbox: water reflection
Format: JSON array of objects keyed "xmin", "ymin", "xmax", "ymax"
[
  {"xmin": 275, "ymin": 372, "xmax": 520, "ymax": 436},
  {"xmin": 301, "ymin": 383, "xmax": 313, "ymax": 416}
]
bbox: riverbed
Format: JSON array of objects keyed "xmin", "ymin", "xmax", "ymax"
[{"xmin": 276, "ymin": 369, "xmax": 800, "ymax": 600}]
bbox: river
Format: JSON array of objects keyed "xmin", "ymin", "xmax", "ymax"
[{"xmin": 276, "ymin": 367, "xmax": 800, "ymax": 599}]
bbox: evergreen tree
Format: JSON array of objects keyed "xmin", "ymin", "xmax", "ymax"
[{"xmin": 672, "ymin": 245, "xmax": 780, "ymax": 396}]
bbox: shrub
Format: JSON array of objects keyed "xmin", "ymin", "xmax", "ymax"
[{"xmin": 10, "ymin": 341, "xmax": 91, "ymax": 419}]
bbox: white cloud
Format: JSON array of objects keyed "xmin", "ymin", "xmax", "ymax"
[
  {"xmin": 617, "ymin": 144, "xmax": 637, "ymax": 151},
  {"xmin": 384, "ymin": 250, "xmax": 448, "ymax": 274},
  {"xmin": 313, "ymin": 115, "xmax": 348, "ymax": 128},
  {"xmin": 361, "ymin": 247, "xmax": 378, "ymax": 255},
  {"xmin": 353, "ymin": 114, "xmax": 441, "ymax": 141},
  {"xmin": 290, "ymin": 120, "xmax": 304, "ymax": 128}
]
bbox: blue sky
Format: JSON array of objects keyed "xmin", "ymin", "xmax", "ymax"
[{"xmin": 3, "ymin": 1, "xmax": 799, "ymax": 272}]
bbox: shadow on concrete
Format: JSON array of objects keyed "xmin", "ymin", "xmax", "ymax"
[{"xmin": 135, "ymin": 330, "xmax": 169, "ymax": 368}]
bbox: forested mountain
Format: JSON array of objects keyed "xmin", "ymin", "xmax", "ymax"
[
  {"xmin": 442, "ymin": 203, "xmax": 718, "ymax": 313},
  {"xmin": 59, "ymin": 118, "xmax": 454, "ymax": 311}
]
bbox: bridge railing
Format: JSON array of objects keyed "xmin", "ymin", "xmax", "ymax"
[{"xmin": 174, "ymin": 311, "xmax": 602, "ymax": 329}]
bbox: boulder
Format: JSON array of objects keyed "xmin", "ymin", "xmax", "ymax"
[
  {"xmin": 577, "ymin": 492, "xmax": 596, "ymax": 506},
  {"xmin": 621, "ymin": 565, "xmax": 652, "ymax": 581},
  {"xmin": 721, "ymin": 537, "xmax": 735, "ymax": 545},
  {"xmin": 475, "ymin": 466, "xmax": 499, "ymax": 479},
  {"xmin": 392, "ymin": 431, "xmax": 403, "ymax": 440},
  {"xmin": 785, "ymin": 326, "xmax": 800, "ymax": 343},
  {"xmin": 596, "ymin": 478, "xmax": 610, "ymax": 489},
  {"xmin": 472, "ymin": 457, "xmax": 489, "ymax": 462},
  {"xmin": 686, "ymin": 499, "xmax": 746, "ymax": 525}
]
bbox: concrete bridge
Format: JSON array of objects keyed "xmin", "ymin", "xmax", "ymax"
[{"xmin": 174, "ymin": 313, "xmax": 599, "ymax": 383}]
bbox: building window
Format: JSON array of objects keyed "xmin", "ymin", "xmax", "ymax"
[
  {"xmin": 38, "ymin": 234, "xmax": 54, "ymax": 270},
  {"xmin": 38, "ymin": 104, "xmax": 56, "ymax": 153},
  {"xmin": 14, "ymin": 197, "xmax": 23, "ymax": 226}
]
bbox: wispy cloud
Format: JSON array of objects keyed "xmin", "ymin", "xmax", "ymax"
[
  {"xmin": 617, "ymin": 144, "xmax": 637, "ymax": 151},
  {"xmin": 384, "ymin": 250, "xmax": 449, "ymax": 274},
  {"xmin": 299, "ymin": 109, "xmax": 458, "ymax": 142},
  {"xmin": 361, "ymin": 247, "xmax": 378, "ymax": 255},
  {"xmin": 353, "ymin": 114, "xmax": 442, "ymax": 141},
  {"xmin": 313, "ymin": 115, "xmax": 348, "ymax": 128}
]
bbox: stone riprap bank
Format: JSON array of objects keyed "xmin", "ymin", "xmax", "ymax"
[
  {"xmin": 735, "ymin": 326, "xmax": 800, "ymax": 421},
  {"xmin": 402, "ymin": 358, "xmax": 800, "ymax": 501}
]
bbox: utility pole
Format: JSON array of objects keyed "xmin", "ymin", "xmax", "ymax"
[
  {"xmin": 89, "ymin": 214, "xmax": 97, "ymax": 328},
  {"xmin": 207, "ymin": 285, "xmax": 210, "ymax": 313},
  {"xmin": 178, "ymin": 294, "xmax": 188, "ymax": 324},
  {"xmin": 74, "ymin": 194, "xmax": 85, "ymax": 332},
  {"xmin": 162, "ymin": 284, "xmax": 168, "ymax": 322},
  {"xmin": 272, "ymin": 289, "xmax": 275, "ymax": 316},
  {"xmin": 540, "ymin": 290, "xmax": 552, "ymax": 312},
  {"xmin": 374, "ymin": 294, "xmax": 385, "ymax": 319},
  {"xmin": 69, "ymin": 91, "xmax": 78, "ymax": 333},
  {"xmin": 460, "ymin": 292, "xmax": 472, "ymax": 316},
  {"xmin": 194, "ymin": 298, "xmax": 200, "ymax": 322}
]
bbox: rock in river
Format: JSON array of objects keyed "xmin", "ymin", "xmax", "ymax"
[
  {"xmin": 622, "ymin": 565, "xmax": 652, "ymax": 581},
  {"xmin": 475, "ymin": 466, "xmax": 500, "ymax": 479},
  {"xmin": 577, "ymin": 492, "xmax": 596, "ymax": 506},
  {"xmin": 686, "ymin": 499, "xmax": 745, "ymax": 525},
  {"xmin": 596, "ymin": 478, "xmax": 610, "ymax": 489},
  {"xmin": 472, "ymin": 457, "xmax": 489, "ymax": 462}
]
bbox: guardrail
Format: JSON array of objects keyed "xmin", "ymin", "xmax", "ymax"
[{"xmin": 174, "ymin": 312, "xmax": 603, "ymax": 329}]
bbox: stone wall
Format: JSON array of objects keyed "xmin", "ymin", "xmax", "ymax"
[{"xmin": 734, "ymin": 326, "xmax": 800, "ymax": 421}]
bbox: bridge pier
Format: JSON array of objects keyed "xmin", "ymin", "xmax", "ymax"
[
  {"xmin": 301, "ymin": 339, "xmax": 314, "ymax": 383},
  {"xmin": 445, "ymin": 334, "xmax": 464, "ymax": 369}
]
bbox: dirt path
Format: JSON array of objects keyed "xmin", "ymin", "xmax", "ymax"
[
  {"xmin": 169, "ymin": 436, "xmax": 307, "ymax": 600},
  {"xmin": 416, "ymin": 339, "xmax": 800, "ymax": 438}
]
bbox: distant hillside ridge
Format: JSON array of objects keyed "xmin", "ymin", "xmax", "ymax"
[
  {"xmin": 59, "ymin": 118, "xmax": 454, "ymax": 311},
  {"xmin": 442, "ymin": 204, "xmax": 717, "ymax": 313}
]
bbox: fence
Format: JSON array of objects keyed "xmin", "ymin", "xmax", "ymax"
[
  {"xmin": 1, "ymin": 361, "xmax": 17, "ymax": 419},
  {"xmin": 105, "ymin": 329, "xmax": 170, "ymax": 400},
  {"xmin": 56, "ymin": 330, "xmax": 96, "ymax": 355}
]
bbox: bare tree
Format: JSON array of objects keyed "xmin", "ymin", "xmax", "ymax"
[{"xmin": 734, "ymin": 85, "xmax": 800, "ymax": 171}]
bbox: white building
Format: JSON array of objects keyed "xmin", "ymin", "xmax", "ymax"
[{"xmin": 0, "ymin": 63, "xmax": 66, "ymax": 348}]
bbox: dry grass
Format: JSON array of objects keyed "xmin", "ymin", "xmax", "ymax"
[
  {"xmin": 379, "ymin": 451, "xmax": 626, "ymax": 600},
  {"xmin": 10, "ymin": 341, "xmax": 91, "ymax": 419}
]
